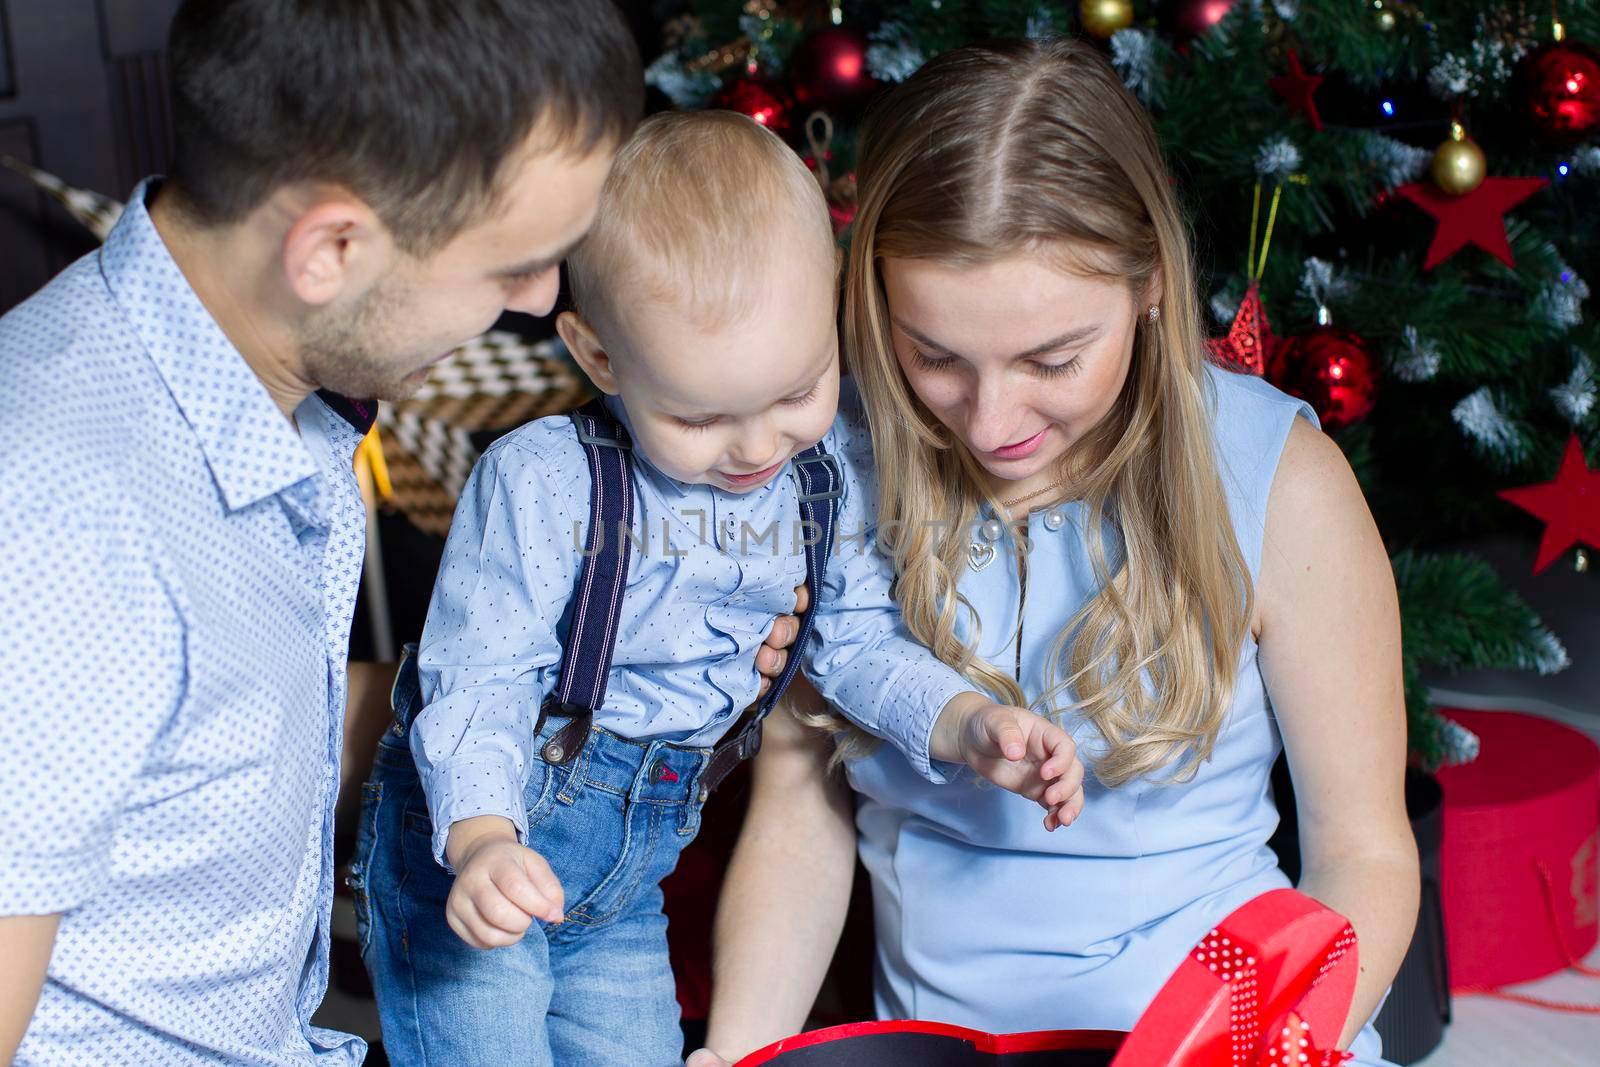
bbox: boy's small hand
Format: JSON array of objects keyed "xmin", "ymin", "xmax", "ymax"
[
  {"xmin": 444, "ymin": 821, "xmax": 565, "ymax": 949},
  {"xmin": 940, "ymin": 695, "xmax": 1086, "ymax": 832}
]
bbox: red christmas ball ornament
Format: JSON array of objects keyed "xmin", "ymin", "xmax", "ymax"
[
  {"xmin": 1164, "ymin": 0, "xmax": 1237, "ymax": 42},
  {"xmin": 1517, "ymin": 41, "xmax": 1600, "ymax": 145},
  {"xmin": 789, "ymin": 26, "xmax": 876, "ymax": 113},
  {"xmin": 1266, "ymin": 327, "xmax": 1379, "ymax": 431},
  {"xmin": 710, "ymin": 75, "xmax": 793, "ymax": 137},
  {"xmin": 827, "ymin": 172, "xmax": 858, "ymax": 233}
]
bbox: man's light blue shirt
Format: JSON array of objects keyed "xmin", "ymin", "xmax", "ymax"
[
  {"xmin": 412, "ymin": 383, "xmax": 972, "ymax": 863},
  {"xmin": 0, "ymin": 183, "xmax": 366, "ymax": 1064}
]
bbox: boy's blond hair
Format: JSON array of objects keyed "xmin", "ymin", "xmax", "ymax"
[{"xmin": 568, "ymin": 110, "xmax": 836, "ymax": 348}]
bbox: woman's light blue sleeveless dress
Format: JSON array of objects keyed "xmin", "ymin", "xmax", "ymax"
[{"xmin": 843, "ymin": 363, "xmax": 1392, "ymax": 1065}]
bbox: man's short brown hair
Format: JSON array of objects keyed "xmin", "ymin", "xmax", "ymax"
[{"xmin": 166, "ymin": 0, "xmax": 643, "ymax": 255}]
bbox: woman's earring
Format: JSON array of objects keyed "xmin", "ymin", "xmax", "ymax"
[{"xmin": 1146, "ymin": 304, "xmax": 1161, "ymax": 323}]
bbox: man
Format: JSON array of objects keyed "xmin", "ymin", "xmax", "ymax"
[{"xmin": 0, "ymin": 2, "xmax": 640, "ymax": 1062}]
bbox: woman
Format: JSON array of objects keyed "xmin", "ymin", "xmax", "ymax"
[{"xmin": 689, "ymin": 37, "xmax": 1417, "ymax": 1067}]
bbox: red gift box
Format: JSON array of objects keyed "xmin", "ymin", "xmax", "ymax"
[
  {"xmin": 1435, "ymin": 708, "xmax": 1600, "ymax": 989},
  {"xmin": 736, "ymin": 889, "xmax": 1359, "ymax": 1067}
]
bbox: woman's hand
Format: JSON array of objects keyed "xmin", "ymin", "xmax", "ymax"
[
  {"xmin": 685, "ymin": 1050, "xmax": 732, "ymax": 1067},
  {"xmin": 755, "ymin": 583, "xmax": 810, "ymax": 697},
  {"xmin": 933, "ymin": 693, "xmax": 1086, "ymax": 831}
]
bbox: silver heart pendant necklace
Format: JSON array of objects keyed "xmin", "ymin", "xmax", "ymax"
[{"xmin": 968, "ymin": 514, "xmax": 1007, "ymax": 572}]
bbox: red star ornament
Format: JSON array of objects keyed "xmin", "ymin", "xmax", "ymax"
[
  {"xmin": 1498, "ymin": 433, "xmax": 1600, "ymax": 574},
  {"xmin": 1270, "ymin": 50, "xmax": 1325, "ymax": 131},
  {"xmin": 1394, "ymin": 176, "xmax": 1548, "ymax": 270},
  {"xmin": 1207, "ymin": 280, "xmax": 1275, "ymax": 376}
]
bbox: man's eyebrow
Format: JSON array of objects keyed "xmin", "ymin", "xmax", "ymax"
[
  {"xmin": 892, "ymin": 318, "xmax": 1100, "ymax": 361},
  {"xmin": 496, "ymin": 237, "xmax": 584, "ymax": 278}
]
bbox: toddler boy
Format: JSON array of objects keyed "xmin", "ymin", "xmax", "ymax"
[{"xmin": 354, "ymin": 111, "xmax": 1086, "ymax": 1067}]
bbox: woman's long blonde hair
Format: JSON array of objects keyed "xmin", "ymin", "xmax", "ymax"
[{"xmin": 829, "ymin": 37, "xmax": 1252, "ymax": 787}]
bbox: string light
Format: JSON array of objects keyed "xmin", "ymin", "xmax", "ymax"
[{"xmin": 1381, "ymin": 99, "xmax": 1396, "ymax": 117}]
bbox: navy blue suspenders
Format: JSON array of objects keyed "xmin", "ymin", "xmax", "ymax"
[
  {"xmin": 536, "ymin": 398, "xmax": 843, "ymax": 798},
  {"xmin": 535, "ymin": 401, "xmax": 637, "ymax": 765}
]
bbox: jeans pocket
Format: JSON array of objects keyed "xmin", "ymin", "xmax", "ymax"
[
  {"xmin": 531, "ymin": 783, "xmax": 654, "ymax": 929},
  {"xmin": 349, "ymin": 780, "xmax": 384, "ymax": 957},
  {"xmin": 678, "ymin": 793, "xmax": 705, "ymax": 838},
  {"xmin": 524, "ymin": 756, "xmax": 560, "ymax": 834}
]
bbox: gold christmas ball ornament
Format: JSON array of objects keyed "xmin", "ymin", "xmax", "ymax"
[
  {"xmin": 1431, "ymin": 123, "xmax": 1487, "ymax": 196},
  {"xmin": 1080, "ymin": 0, "xmax": 1135, "ymax": 40}
]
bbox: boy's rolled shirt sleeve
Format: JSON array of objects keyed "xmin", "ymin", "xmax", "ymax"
[
  {"xmin": 801, "ymin": 416, "xmax": 972, "ymax": 784},
  {"xmin": 0, "ymin": 493, "xmax": 183, "ymax": 915},
  {"xmin": 410, "ymin": 441, "xmax": 578, "ymax": 868}
]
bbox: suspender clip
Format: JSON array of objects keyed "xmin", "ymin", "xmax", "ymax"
[
  {"xmin": 793, "ymin": 452, "xmax": 843, "ymax": 503},
  {"xmin": 541, "ymin": 695, "xmax": 593, "ymax": 719},
  {"xmin": 575, "ymin": 424, "xmax": 632, "ymax": 450}
]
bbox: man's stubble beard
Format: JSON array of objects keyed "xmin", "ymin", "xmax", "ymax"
[{"xmin": 298, "ymin": 272, "xmax": 431, "ymax": 403}]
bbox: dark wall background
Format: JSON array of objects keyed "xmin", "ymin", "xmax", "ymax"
[{"xmin": 0, "ymin": 0, "xmax": 183, "ymax": 313}]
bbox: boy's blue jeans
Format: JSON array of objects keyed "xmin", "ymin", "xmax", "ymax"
[{"xmin": 351, "ymin": 712, "xmax": 711, "ymax": 1066}]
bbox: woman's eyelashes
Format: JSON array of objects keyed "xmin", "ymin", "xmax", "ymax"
[
  {"xmin": 1032, "ymin": 356, "xmax": 1084, "ymax": 379},
  {"xmin": 909, "ymin": 347, "xmax": 1084, "ymax": 379}
]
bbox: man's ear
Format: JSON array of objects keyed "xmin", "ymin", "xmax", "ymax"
[
  {"xmin": 557, "ymin": 311, "xmax": 620, "ymax": 395},
  {"xmin": 280, "ymin": 195, "xmax": 390, "ymax": 308}
]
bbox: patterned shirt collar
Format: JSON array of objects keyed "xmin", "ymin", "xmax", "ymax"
[{"xmin": 99, "ymin": 179, "xmax": 348, "ymax": 512}]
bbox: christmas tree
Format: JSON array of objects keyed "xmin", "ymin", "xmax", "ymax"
[{"xmin": 646, "ymin": 0, "xmax": 1600, "ymax": 769}]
